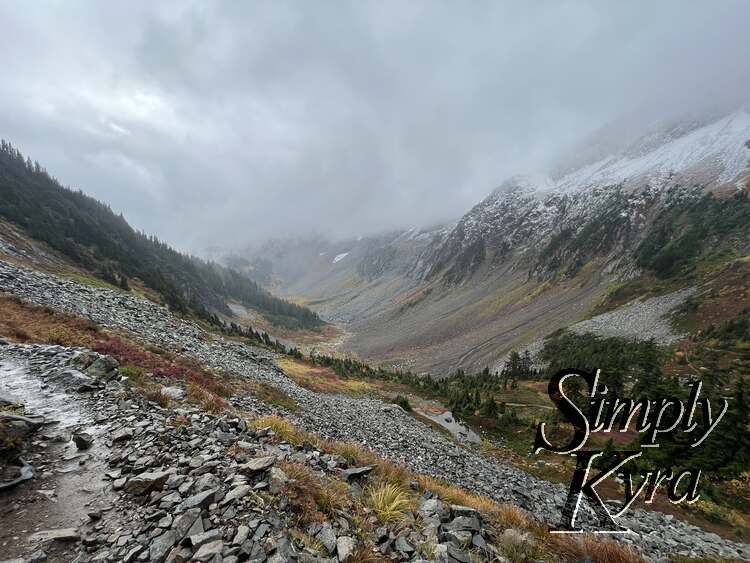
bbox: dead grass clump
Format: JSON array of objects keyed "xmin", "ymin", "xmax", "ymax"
[
  {"xmin": 548, "ymin": 534, "xmax": 645, "ymax": 563},
  {"xmin": 492, "ymin": 504, "xmax": 535, "ymax": 530},
  {"xmin": 500, "ymin": 531, "xmax": 546, "ymax": 562},
  {"xmin": 365, "ymin": 482, "xmax": 416, "ymax": 523},
  {"xmin": 416, "ymin": 474, "xmax": 531, "ymax": 530},
  {"xmin": 0, "ymin": 293, "xmax": 99, "ymax": 347},
  {"xmin": 350, "ymin": 545, "xmax": 389, "ymax": 563},
  {"xmin": 280, "ymin": 462, "xmax": 350, "ymax": 527},
  {"xmin": 327, "ymin": 441, "xmax": 377, "ymax": 465},
  {"xmin": 289, "ymin": 529, "xmax": 325, "ymax": 554},
  {"xmin": 170, "ymin": 415, "xmax": 190, "ymax": 427},
  {"xmin": 186, "ymin": 383, "xmax": 228, "ymax": 414},
  {"xmin": 321, "ymin": 440, "xmax": 409, "ymax": 486},
  {"xmin": 251, "ymin": 414, "xmax": 309, "ymax": 445},
  {"xmin": 374, "ymin": 460, "xmax": 412, "ymax": 487},
  {"xmin": 315, "ymin": 478, "xmax": 350, "ymax": 516},
  {"xmin": 139, "ymin": 385, "xmax": 172, "ymax": 409},
  {"xmin": 278, "ymin": 463, "xmax": 324, "ymax": 525}
]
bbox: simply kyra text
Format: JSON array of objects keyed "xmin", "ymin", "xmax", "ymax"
[{"xmin": 534, "ymin": 368, "xmax": 728, "ymax": 533}]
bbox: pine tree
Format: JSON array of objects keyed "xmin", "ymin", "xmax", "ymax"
[
  {"xmin": 480, "ymin": 395, "xmax": 498, "ymax": 417},
  {"xmin": 695, "ymin": 377, "xmax": 750, "ymax": 479},
  {"xmin": 522, "ymin": 350, "xmax": 533, "ymax": 378}
]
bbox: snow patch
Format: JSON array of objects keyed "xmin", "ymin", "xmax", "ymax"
[
  {"xmin": 555, "ymin": 109, "xmax": 750, "ymax": 193},
  {"xmin": 333, "ymin": 252, "xmax": 349, "ymax": 264},
  {"xmin": 440, "ymin": 108, "xmax": 750, "ymax": 253}
]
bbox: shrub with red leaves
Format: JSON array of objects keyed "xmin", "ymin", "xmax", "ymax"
[{"xmin": 93, "ymin": 336, "xmax": 231, "ymax": 396}]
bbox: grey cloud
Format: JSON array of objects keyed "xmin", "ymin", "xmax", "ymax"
[{"xmin": 1, "ymin": 1, "xmax": 749, "ymax": 252}]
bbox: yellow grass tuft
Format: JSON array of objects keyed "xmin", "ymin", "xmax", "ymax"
[
  {"xmin": 329, "ymin": 441, "xmax": 370, "ymax": 464},
  {"xmin": 374, "ymin": 460, "xmax": 412, "ymax": 487},
  {"xmin": 365, "ymin": 483, "xmax": 416, "ymax": 523},
  {"xmin": 251, "ymin": 414, "xmax": 309, "ymax": 445},
  {"xmin": 280, "ymin": 462, "xmax": 350, "ymax": 527}
]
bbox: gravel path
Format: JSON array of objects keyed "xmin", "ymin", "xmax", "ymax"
[{"xmin": 0, "ymin": 260, "xmax": 747, "ymax": 561}]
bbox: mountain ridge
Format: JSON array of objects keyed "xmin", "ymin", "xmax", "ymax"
[
  {"xmin": 0, "ymin": 140, "xmax": 324, "ymax": 331},
  {"xmin": 238, "ymin": 107, "xmax": 750, "ymax": 373}
]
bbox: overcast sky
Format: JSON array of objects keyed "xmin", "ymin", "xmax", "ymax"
[{"xmin": 2, "ymin": 1, "xmax": 749, "ymax": 253}]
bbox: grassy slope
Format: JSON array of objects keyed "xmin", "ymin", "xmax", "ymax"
[
  {"xmin": 342, "ymin": 258, "xmax": 608, "ymax": 375},
  {"xmin": 293, "ymin": 187, "xmax": 750, "ymax": 378}
]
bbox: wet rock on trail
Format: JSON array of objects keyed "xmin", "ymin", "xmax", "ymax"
[{"xmin": 71, "ymin": 431, "xmax": 93, "ymax": 451}]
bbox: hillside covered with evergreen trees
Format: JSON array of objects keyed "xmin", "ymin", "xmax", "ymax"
[{"xmin": 0, "ymin": 141, "xmax": 324, "ymax": 330}]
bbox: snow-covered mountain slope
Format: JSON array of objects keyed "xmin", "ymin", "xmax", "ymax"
[
  {"xmin": 555, "ymin": 108, "xmax": 750, "ymax": 192},
  {"xmin": 423, "ymin": 108, "xmax": 750, "ymax": 284},
  {"xmin": 242, "ymin": 107, "xmax": 750, "ymax": 374}
]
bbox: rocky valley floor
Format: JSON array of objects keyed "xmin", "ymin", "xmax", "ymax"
[{"xmin": 1, "ymin": 259, "xmax": 749, "ymax": 562}]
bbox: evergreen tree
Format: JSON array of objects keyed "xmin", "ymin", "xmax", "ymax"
[
  {"xmin": 480, "ymin": 395, "xmax": 498, "ymax": 417},
  {"xmin": 694, "ymin": 377, "xmax": 750, "ymax": 480}
]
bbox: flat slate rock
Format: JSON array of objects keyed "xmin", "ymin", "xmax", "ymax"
[
  {"xmin": 239, "ymin": 455, "xmax": 276, "ymax": 474},
  {"xmin": 193, "ymin": 539, "xmax": 224, "ymax": 562},
  {"xmin": 123, "ymin": 470, "xmax": 171, "ymax": 495},
  {"xmin": 28, "ymin": 528, "xmax": 80, "ymax": 542},
  {"xmin": 340, "ymin": 465, "xmax": 374, "ymax": 481}
]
